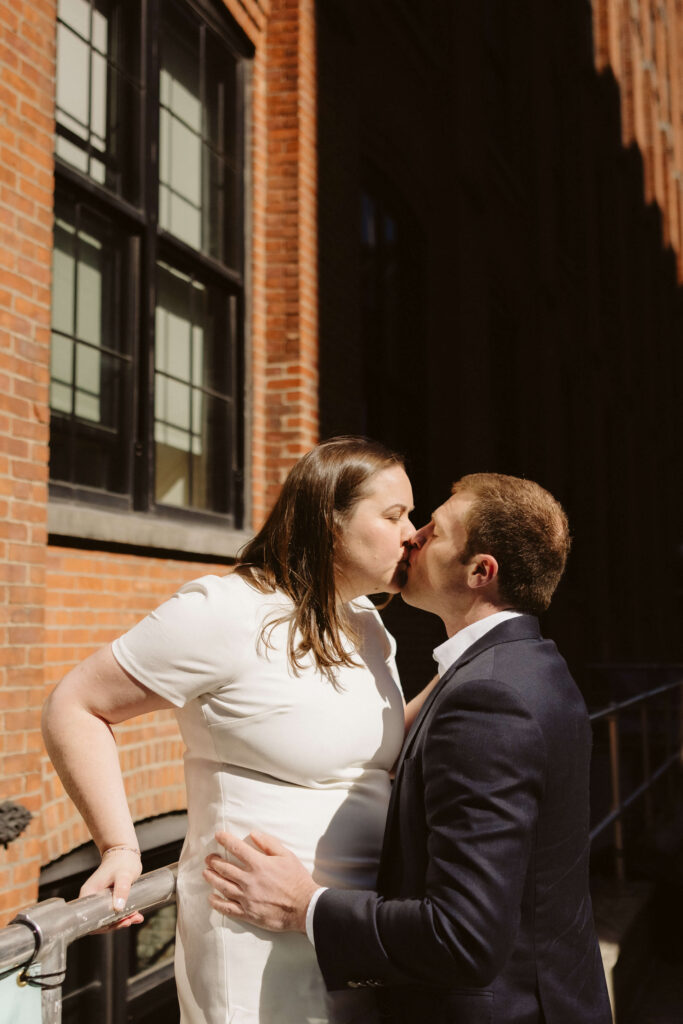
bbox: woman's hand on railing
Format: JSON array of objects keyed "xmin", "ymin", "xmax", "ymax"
[{"xmin": 79, "ymin": 849, "xmax": 144, "ymax": 929}]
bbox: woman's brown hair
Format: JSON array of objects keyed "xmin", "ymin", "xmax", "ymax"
[{"xmin": 233, "ymin": 436, "xmax": 404, "ymax": 676}]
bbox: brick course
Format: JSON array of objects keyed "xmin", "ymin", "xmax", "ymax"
[
  {"xmin": 0, "ymin": 0, "xmax": 55, "ymax": 924},
  {"xmin": 592, "ymin": 0, "xmax": 683, "ymax": 273}
]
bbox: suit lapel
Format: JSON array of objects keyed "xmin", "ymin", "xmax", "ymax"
[
  {"xmin": 379, "ymin": 614, "xmax": 540, "ymax": 885},
  {"xmin": 392, "ymin": 614, "xmax": 541, "ymax": 779}
]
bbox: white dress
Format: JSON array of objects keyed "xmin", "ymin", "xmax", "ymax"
[{"xmin": 112, "ymin": 573, "xmax": 405, "ymax": 1024}]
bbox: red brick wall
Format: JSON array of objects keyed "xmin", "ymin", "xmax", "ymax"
[
  {"xmin": 592, "ymin": 0, "xmax": 683, "ymax": 274},
  {"xmin": 260, "ymin": 0, "xmax": 319, "ymax": 514},
  {"xmin": 0, "ymin": 0, "xmax": 55, "ymax": 922},
  {"xmin": 40, "ymin": 549, "xmax": 230, "ymax": 867},
  {"xmin": 225, "ymin": 0, "xmax": 319, "ymax": 524}
]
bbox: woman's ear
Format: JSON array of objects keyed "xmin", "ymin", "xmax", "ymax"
[{"xmin": 467, "ymin": 554, "xmax": 499, "ymax": 589}]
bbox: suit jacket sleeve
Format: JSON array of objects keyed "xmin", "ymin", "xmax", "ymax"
[{"xmin": 314, "ymin": 676, "xmax": 547, "ymax": 990}]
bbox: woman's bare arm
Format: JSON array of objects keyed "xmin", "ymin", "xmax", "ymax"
[
  {"xmin": 42, "ymin": 645, "xmax": 173, "ymax": 917},
  {"xmin": 403, "ymin": 674, "xmax": 440, "ymax": 734}
]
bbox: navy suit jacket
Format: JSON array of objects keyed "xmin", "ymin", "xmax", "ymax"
[{"xmin": 314, "ymin": 616, "xmax": 612, "ymax": 1023}]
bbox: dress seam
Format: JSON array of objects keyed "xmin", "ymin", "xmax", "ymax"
[{"xmin": 211, "ymin": 698, "xmax": 232, "ymax": 1021}]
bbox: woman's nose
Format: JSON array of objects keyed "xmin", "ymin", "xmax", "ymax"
[{"xmin": 402, "ymin": 519, "xmax": 417, "ymax": 544}]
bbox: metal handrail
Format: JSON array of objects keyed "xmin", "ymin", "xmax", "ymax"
[
  {"xmin": 588, "ymin": 678, "xmax": 683, "ymax": 723},
  {"xmin": 587, "ymin": 675, "xmax": 683, "ymax": 881},
  {"xmin": 0, "ymin": 863, "xmax": 177, "ymax": 1024}
]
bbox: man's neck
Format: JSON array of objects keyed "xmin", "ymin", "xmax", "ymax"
[{"xmin": 442, "ymin": 601, "xmax": 513, "ymax": 639}]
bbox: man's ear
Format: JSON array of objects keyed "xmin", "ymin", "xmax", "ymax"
[{"xmin": 467, "ymin": 554, "xmax": 498, "ymax": 589}]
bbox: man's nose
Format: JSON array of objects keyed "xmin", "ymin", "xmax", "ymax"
[{"xmin": 410, "ymin": 524, "xmax": 430, "ymax": 549}]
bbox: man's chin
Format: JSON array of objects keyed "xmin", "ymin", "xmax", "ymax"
[{"xmin": 398, "ymin": 577, "xmax": 424, "ymax": 609}]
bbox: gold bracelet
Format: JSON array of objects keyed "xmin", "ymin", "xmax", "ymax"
[{"xmin": 101, "ymin": 844, "xmax": 141, "ymax": 858}]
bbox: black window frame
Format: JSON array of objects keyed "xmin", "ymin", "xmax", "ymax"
[{"xmin": 50, "ymin": 0, "xmax": 252, "ymax": 530}]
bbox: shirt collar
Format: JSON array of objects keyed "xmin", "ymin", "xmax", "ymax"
[{"xmin": 433, "ymin": 610, "xmax": 522, "ymax": 677}]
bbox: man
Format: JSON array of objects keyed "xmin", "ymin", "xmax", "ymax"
[{"xmin": 205, "ymin": 473, "xmax": 612, "ymax": 1023}]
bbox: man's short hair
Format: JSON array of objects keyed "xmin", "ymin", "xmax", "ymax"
[{"xmin": 453, "ymin": 473, "xmax": 571, "ymax": 616}]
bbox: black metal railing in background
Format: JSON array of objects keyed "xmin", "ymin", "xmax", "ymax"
[{"xmin": 588, "ymin": 673, "xmax": 683, "ymax": 883}]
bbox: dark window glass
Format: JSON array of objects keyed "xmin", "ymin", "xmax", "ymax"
[
  {"xmin": 154, "ymin": 262, "xmax": 236, "ymax": 514},
  {"xmin": 55, "ymin": 0, "xmax": 141, "ymax": 201},
  {"xmin": 159, "ymin": 0, "xmax": 241, "ymax": 268},
  {"xmin": 50, "ymin": 0, "xmax": 249, "ymax": 525},
  {"xmin": 50, "ymin": 196, "xmax": 133, "ymax": 496}
]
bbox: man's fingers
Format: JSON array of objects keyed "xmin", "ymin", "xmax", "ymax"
[
  {"xmin": 249, "ymin": 830, "xmax": 287, "ymax": 856},
  {"xmin": 209, "ymin": 894, "xmax": 245, "ymax": 918},
  {"xmin": 214, "ymin": 830, "xmax": 259, "ymax": 866},
  {"xmin": 205, "ymin": 853, "xmax": 247, "ymax": 884},
  {"xmin": 203, "ymin": 865, "xmax": 243, "ymax": 899}
]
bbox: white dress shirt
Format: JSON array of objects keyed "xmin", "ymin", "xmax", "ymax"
[
  {"xmin": 305, "ymin": 609, "xmax": 523, "ymax": 944},
  {"xmin": 431, "ymin": 609, "xmax": 522, "ymax": 676}
]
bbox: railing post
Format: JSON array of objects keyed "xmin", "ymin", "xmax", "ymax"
[
  {"xmin": 607, "ymin": 711, "xmax": 626, "ymax": 884},
  {"xmin": 0, "ymin": 865, "xmax": 177, "ymax": 1023},
  {"xmin": 13, "ymin": 903, "xmax": 67, "ymax": 1024},
  {"xmin": 38, "ymin": 937, "xmax": 66, "ymax": 1024},
  {"xmin": 640, "ymin": 705, "xmax": 654, "ymax": 829}
]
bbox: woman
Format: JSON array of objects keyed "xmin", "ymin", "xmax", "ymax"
[{"xmin": 42, "ymin": 436, "xmax": 425, "ymax": 1024}]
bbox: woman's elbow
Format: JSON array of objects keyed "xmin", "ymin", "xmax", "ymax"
[{"xmin": 41, "ymin": 671, "xmax": 83, "ymax": 742}]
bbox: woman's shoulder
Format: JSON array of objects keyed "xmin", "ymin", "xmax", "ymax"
[
  {"xmin": 348, "ymin": 596, "xmax": 397, "ymax": 659},
  {"xmin": 176, "ymin": 571, "xmax": 294, "ymax": 625},
  {"xmin": 178, "ymin": 570, "xmax": 274, "ymax": 603}
]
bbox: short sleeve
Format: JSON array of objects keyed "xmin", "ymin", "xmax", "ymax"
[
  {"xmin": 350, "ymin": 596, "xmax": 402, "ymax": 697},
  {"xmin": 111, "ymin": 574, "xmax": 252, "ymax": 707}
]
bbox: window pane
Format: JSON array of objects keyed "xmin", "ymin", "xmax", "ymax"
[
  {"xmin": 159, "ymin": 8, "xmax": 202, "ymax": 250},
  {"xmin": 191, "ymin": 392, "xmax": 232, "ymax": 511},
  {"xmin": 204, "ymin": 33, "xmax": 240, "ymax": 266},
  {"xmin": 159, "ymin": 0, "xmax": 241, "ymax": 267},
  {"xmin": 132, "ymin": 904, "xmax": 177, "ymax": 973},
  {"xmin": 55, "ymin": 0, "xmax": 141, "ymax": 200},
  {"xmin": 56, "ymin": 20, "xmax": 90, "ymax": 131},
  {"xmin": 154, "ymin": 262, "xmax": 234, "ymax": 514},
  {"xmin": 49, "ymin": 198, "xmax": 133, "ymax": 496}
]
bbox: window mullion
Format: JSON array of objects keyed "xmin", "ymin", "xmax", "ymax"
[
  {"xmin": 69, "ymin": 204, "xmax": 80, "ymax": 479},
  {"xmin": 199, "ymin": 23, "xmax": 207, "ymax": 257},
  {"xmin": 137, "ymin": 0, "xmax": 162, "ymax": 513},
  {"xmin": 188, "ymin": 275, "xmax": 196, "ymax": 508},
  {"xmin": 86, "ymin": 1, "xmax": 94, "ymax": 178}
]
